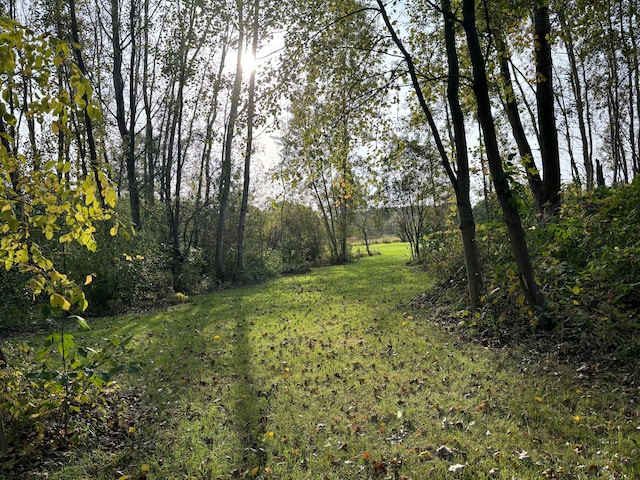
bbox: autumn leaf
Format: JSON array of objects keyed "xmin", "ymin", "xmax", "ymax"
[{"xmin": 50, "ymin": 292, "xmax": 71, "ymax": 311}]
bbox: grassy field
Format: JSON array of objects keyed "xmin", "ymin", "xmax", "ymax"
[{"xmin": 8, "ymin": 242, "xmax": 640, "ymax": 479}]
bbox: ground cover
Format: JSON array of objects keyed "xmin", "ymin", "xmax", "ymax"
[{"xmin": 3, "ymin": 242, "xmax": 639, "ymax": 479}]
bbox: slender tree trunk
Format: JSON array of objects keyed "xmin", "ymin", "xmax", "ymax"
[
  {"xmin": 633, "ymin": 0, "xmax": 640, "ymax": 176},
  {"xmin": 376, "ymin": 0, "xmax": 483, "ymax": 310},
  {"xmin": 111, "ymin": 0, "xmax": 141, "ymax": 227},
  {"xmin": 215, "ymin": 0, "xmax": 245, "ymax": 281},
  {"xmin": 559, "ymin": 11, "xmax": 591, "ymax": 188},
  {"xmin": 237, "ymin": 0, "xmax": 259, "ymax": 275},
  {"xmin": 463, "ymin": 0, "xmax": 550, "ymax": 326},
  {"xmin": 128, "ymin": 0, "xmax": 141, "ymax": 228},
  {"xmin": 533, "ymin": 0, "xmax": 561, "ymax": 214},
  {"xmin": 69, "ymin": 0, "xmax": 104, "ymax": 204},
  {"xmin": 494, "ymin": 33, "xmax": 543, "ymax": 210},
  {"xmin": 558, "ymin": 11, "xmax": 593, "ymax": 189},
  {"xmin": 554, "ymin": 77, "xmax": 581, "ymax": 186},
  {"xmin": 596, "ymin": 159, "xmax": 606, "ymax": 187},
  {"xmin": 142, "ymin": 0, "xmax": 155, "ymax": 203},
  {"xmin": 441, "ymin": 0, "xmax": 483, "ymax": 310}
]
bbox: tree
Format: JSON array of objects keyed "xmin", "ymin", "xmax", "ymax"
[
  {"xmin": 462, "ymin": 0, "xmax": 550, "ymax": 324},
  {"xmin": 216, "ymin": 0, "xmax": 245, "ymax": 281},
  {"xmin": 0, "ymin": 18, "xmax": 119, "ymax": 357},
  {"xmin": 109, "ymin": 0, "xmax": 142, "ymax": 228},
  {"xmin": 381, "ymin": 137, "xmax": 447, "ymax": 261},
  {"xmin": 533, "ymin": 0, "xmax": 561, "ymax": 213},
  {"xmin": 237, "ymin": 0, "xmax": 260, "ymax": 276},
  {"xmin": 280, "ymin": 0, "xmax": 387, "ymax": 264},
  {"xmin": 376, "ymin": 0, "xmax": 484, "ymax": 310},
  {"xmin": 487, "ymin": 5, "xmax": 543, "ymax": 210}
]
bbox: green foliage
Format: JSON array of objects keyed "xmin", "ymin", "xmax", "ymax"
[
  {"xmin": 528, "ymin": 181, "xmax": 640, "ymax": 341},
  {"xmin": 0, "ymin": 18, "xmax": 119, "ymax": 314},
  {"xmin": 422, "ymin": 182, "xmax": 640, "ymax": 352},
  {"xmin": 0, "ymin": 19, "xmax": 136, "ymax": 472},
  {"xmin": 61, "ymin": 225, "xmax": 170, "ymax": 315},
  {"xmin": 0, "ymin": 329, "xmax": 137, "ymax": 471},
  {"xmin": 264, "ymin": 201, "xmax": 327, "ymax": 273}
]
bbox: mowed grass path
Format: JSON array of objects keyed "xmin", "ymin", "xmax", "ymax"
[{"xmin": 51, "ymin": 243, "xmax": 638, "ymax": 479}]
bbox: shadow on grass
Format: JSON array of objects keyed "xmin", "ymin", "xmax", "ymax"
[{"xmin": 229, "ymin": 317, "xmax": 267, "ymax": 474}]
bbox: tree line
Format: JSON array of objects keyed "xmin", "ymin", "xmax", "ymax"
[{"xmin": 1, "ymin": 0, "xmax": 639, "ymax": 322}]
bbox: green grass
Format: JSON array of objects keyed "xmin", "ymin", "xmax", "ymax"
[{"xmin": 5, "ymin": 242, "xmax": 640, "ymax": 479}]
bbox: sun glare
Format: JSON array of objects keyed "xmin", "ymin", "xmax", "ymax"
[{"xmin": 241, "ymin": 53, "xmax": 258, "ymax": 73}]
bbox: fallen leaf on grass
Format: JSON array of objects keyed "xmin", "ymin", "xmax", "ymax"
[
  {"xmin": 518, "ymin": 450, "xmax": 530, "ymax": 461},
  {"xmin": 436, "ymin": 445, "xmax": 454, "ymax": 458}
]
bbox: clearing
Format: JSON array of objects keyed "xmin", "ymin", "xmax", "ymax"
[{"xmin": 6, "ymin": 242, "xmax": 640, "ymax": 479}]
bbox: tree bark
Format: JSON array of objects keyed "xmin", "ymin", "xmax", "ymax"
[
  {"xmin": 463, "ymin": 0, "xmax": 550, "ymax": 326},
  {"xmin": 441, "ymin": 0, "xmax": 483, "ymax": 310},
  {"xmin": 237, "ymin": 0, "xmax": 260, "ymax": 275},
  {"xmin": 216, "ymin": 0, "xmax": 245, "ymax": 281},
  {"xmin": 494, "ymin": 33, "xmax": 543, "ymax": 210},
  {"xmin": 127, "ymin": 0, "xmax": 142, "ymax": 229},
  {"xmin": 558, "ymin": 10, "xmax": 594, "ymax": 190},
  {"xmin": 533, "ymin": 1, "xmax": 561, "ymax": 214},
  {"xmin": 142, "ymin": 0, "xmax": 155, "ymax": 203}
]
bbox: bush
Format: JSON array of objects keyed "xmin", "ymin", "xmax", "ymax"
[{"xmin": 64, "ymin": 227, "xmax": 172, "ymax": 315}]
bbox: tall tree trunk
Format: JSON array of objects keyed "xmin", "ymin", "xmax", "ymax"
[
  {"xmin": 463, "ymin": 0, "xmax": 550, "ymax": 326},
  {"xmin": 216, "ymin": 0, "xmax": 245, "ymax": 281},
  {"xmin": 441, "ymin": 0, "xmax": 483, "ymax": 309},
  {"xmin": 376, "ymin": 0, "xmax": 483, "ymax": 310},
  {"xmin": 533, "ymin": 0, "xmax": 561, "ymax": 214},
  {"xmin": 237, "ymin": 0, "xmax": 259, "ymax": 275},
  {"xmin": 554, "ymin": 78, "xmax": 581, "ymax": 186},
  {"xmin": 128, "ymin": 0, "xmax": 141, "ymax": 228},
  {"xmin": 69, "ymin": 0, "xmax": 105, "ymax": 205},
  {"xmin": 558, "ymin": 10, "xmax": 593, "ymax": 189},
  {"xmin": 632, "ymin": 0, "xmax": 640, "ymax": 177},
  {"xmin": 494, "ymin": 32, "xmax": 543, "ymax": 211},
  {"xmin": 142, "ymin": 0, "xmax": 155, "ymax": 203},
  {"xmin": 111, "ymin": 0, "xmax": 141, "ymax": 228}
]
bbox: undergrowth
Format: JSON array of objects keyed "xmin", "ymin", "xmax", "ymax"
[{"xmin": 420, "ymin": 181, "xmax": 640, "ymax": 364}]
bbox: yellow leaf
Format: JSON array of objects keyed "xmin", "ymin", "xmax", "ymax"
[
  {"xmin": 84, "ymin": 274, "xmax": 93, "ymax": 285},
  {"xmin": 128, "ymin": 426, "xmax": 136, "ymax": 433},
  {"xmin": 50, "ymin": 293, "xmax": 71, "ymax": 311},
  {"xmin": 573, "ymin": 415, "xmax": 581, "ymax": 422},
  {"xmin": 51, "ymin": 270, "xmax": 67, "ymax": 282}
]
